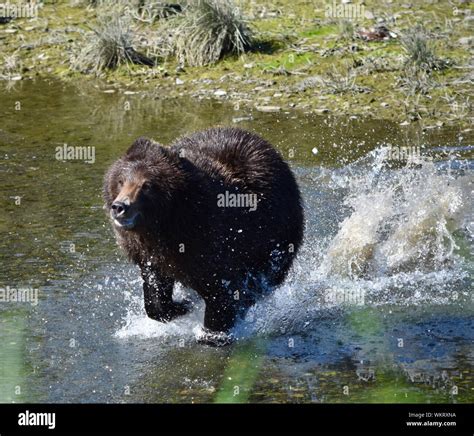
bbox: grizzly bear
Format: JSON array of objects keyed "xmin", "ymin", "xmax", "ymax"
[{"xmin": 103, "ymin": 127, "xmax": 304, "ymax": 345}]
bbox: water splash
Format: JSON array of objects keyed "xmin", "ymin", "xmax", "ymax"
[
  {"xmin": 238, "ymin": 148, "xmax": 472, "ymax": 338},
  {"xmin": 320, "ymin": 147, "xmax": 471, "ymax": 277},
  {"xmin": 114, "ymin": 282, "xmax": 205, "ymax": 340},
  {"xmin": 115, "ymin": 147, "xmax": 473, "ymax": 341}
]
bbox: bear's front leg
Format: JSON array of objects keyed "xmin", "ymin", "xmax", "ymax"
[
  {"xmin": 197, "ymin": 297, "xmax": 239, "ymax": 346},
  {"xmin": 141, "ymin": 268, "xmax": 191, "ymax": 322}
]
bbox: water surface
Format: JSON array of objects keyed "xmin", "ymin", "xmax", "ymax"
[{"xmin": 0, "ymin": 79, "xmax": 473, "ymax": 403}]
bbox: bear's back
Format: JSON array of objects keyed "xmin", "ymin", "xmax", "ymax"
[
  {"xmin": 166, "ymin": 127, "xmax": 303, "ymax": 291},
  {"xmin": 171, "ymin": 127, "xmax": 296, "ymax": 198}
]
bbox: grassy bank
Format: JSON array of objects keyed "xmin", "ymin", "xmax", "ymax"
[{"xmin": 1, "ymin": 0, "xmax": 472, "ymax": 128}]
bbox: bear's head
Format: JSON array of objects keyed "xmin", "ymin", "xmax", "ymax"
[{"xmin": 103, "ymin": 137, "xmax": 186, "ymax": 232}]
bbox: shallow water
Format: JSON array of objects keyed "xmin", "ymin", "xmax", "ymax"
[{"xmin": 0, "ymin": 79, "xmax": 472, "ymax": 403}]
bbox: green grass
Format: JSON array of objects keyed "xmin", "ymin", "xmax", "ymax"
[
  {"xmin": 1, "ymin": 0, "xmax": 472, "ymax": 126},
  {"xmin": 301, "ymin": 24, "xmax": 338, "ymax": 38}
]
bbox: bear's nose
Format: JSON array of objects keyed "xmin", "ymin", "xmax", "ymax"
[{"xmin": 111, "ymin": 201, "xmax": 128, "ymax": 217}]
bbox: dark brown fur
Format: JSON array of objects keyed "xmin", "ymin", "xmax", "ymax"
[{"xmin": 103, "ymin": 127, "xmax": 304, "ymax": 342}]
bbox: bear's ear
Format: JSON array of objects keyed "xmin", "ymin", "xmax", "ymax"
[{"xmin": 125, "ymin": 137, "xmax": 158, "ymax": 159}]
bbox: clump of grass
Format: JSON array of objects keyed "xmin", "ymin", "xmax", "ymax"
[
  {"xmin": 79, "ymin": 0, "xmax": 183, "ymax": 20},
  {"xmin": 321, "ymin": 66, "xmax": 370, "ymax": 94},
  {"xmin": 403, "ymin": 94, "xmax": 432, "ymax": 121},
  {"xmin": 0, "ymin": 53, "xmax": 22, "ymax": 80},
  {"xmin": 294, "ymin": 75, "xmax": 323, "ymax": 92},
  {"xmin": 71, "ymin": 11, "xmax": 132, "ymax": 74},
  {"xmin": 397, "ymin": 65, "xmax": 437, "ymax": 96},
  {"xmin": 82, "ymin": 0, "xmax": 131, "ymax": 5},
  {"xmin": 166, "ymin": 0, "xmax": 253, "ymax": 67},
  {"xmin": 71, "ymin": 10, "xmax": 153, "ymax": 75},
  {"xmin": 356, "ymin": 55, "xmax": 404, "ymax": 74},
  {"xmin": 445, "ymin": 96, "xmax": 471, "ymax": 122},
  {"xmin": 401, "ymin": 26, "xmax": 448, "ymax": 72},
  {"xmin": 129, "ymin": 1, "xmax": 184, "ymax": 23},
  {"xmin": 71, "ymin": 0, "xmax": 131, "ymax": 7},
  {"xmin": 295, "ymin": 66, "xmax": 370, "ymax": 94},
  {"xmin": 339, "ymin": 20, "xmax": 355, "ymax": 41}
]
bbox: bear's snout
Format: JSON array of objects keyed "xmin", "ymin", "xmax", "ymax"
[
  {"xmin": 110, "ymin": 198, "xmax": 141, "ymax": 230},
  {"xmin": 111, "ymin": 200, "xmax": 129, "ymax": 218}
]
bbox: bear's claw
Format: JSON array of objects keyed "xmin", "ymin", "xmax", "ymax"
[{"xmin": 196, "ymin": 328, "xmax": 235, "ymax": 347}]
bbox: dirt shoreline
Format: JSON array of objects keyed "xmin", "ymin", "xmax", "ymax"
[{"xmin": 0, "ymin": 1, "xmax": 472, "ymax": 129}]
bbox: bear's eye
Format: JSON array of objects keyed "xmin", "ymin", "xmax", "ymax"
[
  {"xmin": 118, "ymin": 179, "xmax": 124, "ymax": 187},
  {"xmin": 142, "ymin": 182, "xmax": 152, "ymax": 192}
]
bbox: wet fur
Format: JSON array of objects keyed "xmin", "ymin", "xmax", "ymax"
[{"xmin": 103, "ymin": 127, "xmax": 304, "ymax": 339}]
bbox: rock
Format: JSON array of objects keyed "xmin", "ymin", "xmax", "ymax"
[
  {"xmin": 311, "ymin": 147, "xmax": 319, "ymax": 155},
  {"xmin": 232, "ymin": 116, "xmax": 254, "ymax": 123},
  {"xmin": 243, "ymin": 63, "xmax": 254, "ymax": 69},
  {"xmin": 458, "ymin": 36, "xmax": 474, "ymax": 46},
  {"xmin": 380, "ymin": 102, "xmax": 389, "ymax": 107},
  {"xmin": 123, "ymin": 91, "xmax": 137, "ymax": 95},
  {"xmin": 102, "ymin": 89, "xmax": 115, "ymax": 93},
  {"xmin": 214, "ymin": 89, "xmax": 227, "ymax": 97},
  {"xmin": 400, "ymin": 120, "xmax": 410, "ymax": 126},
  {"xmin": 175, "ymin": 78, "xmax": 184, "ymax": 85},
  {"xmin": 255, "ymin": 105, "xmax": 281, "ymax": 113},
  {"xmin": 364, "ymin": 10, "xmax": 374, "ymax": 19},
  {"xmin": 315, "ymin": 108, "xmax": 330, "ymax": 114}
]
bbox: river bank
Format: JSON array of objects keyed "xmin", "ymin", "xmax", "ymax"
[{"xmin": 0, "ymin": 0, "xmax": 473, "ymax": 129}]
